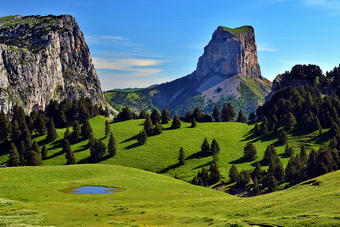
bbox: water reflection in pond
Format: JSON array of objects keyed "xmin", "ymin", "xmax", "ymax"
[{"xmin": 62, "ymin": 186, "xmax": 124, "ymax": 194}]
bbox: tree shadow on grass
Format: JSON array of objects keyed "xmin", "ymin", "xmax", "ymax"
[
  {"xmin": 124, "ymin": 142, "xmax": 143, "ymax": 150},
  {"xmin": 229, "ymin": 157, "xmax": 247, "ymax": 164},
  {"xmin": 73, "ymin": 144, "xmax": 88, "ymax": 153},
  {"xmin": 120, "ymin": 135, "xmax": 138, "ymax": 144},
  {"xmin": 46, "ymin": 149, "xmax": 64, "ymax": 159},
  {"xmin": 186, "ymin": 151, "xmax": 211, "ymax": 160},
  {"xmin": 49, "ymin": 139, "xmax": 63, "ymax": 150},
  {"xmin": 77, "ymin": 155, "xmax": 111, "ymax": 164},
  {"xmin": 192, "ymin": 161, "xmax": 213, "ymax": 170},
  {"xmin": 159, "ymin": 163, "xmax": 180, "ymax": 173}
]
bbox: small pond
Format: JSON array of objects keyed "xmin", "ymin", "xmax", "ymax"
[{"xmin": 62, "ymin": 186, "xmax": 125, "ymax": 194}]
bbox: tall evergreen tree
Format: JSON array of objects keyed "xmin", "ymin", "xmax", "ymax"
[
  {"xmin": 144, "ymin": 116, "xmax": 154, "ymax": 136},
  {"xmin": 154, "ymin": 121, "xmax": 162, "ymax": 135},
  {"xmin": 8, "ymin": 143, "xmax": 20, "ymax": 167},
  {"xmin": 237, "ymin": 110, "xmax": 247, "ymax": 123},
  {"xmin": 243, "ymin": 142, "xmax": 257, "ymax": 161},
  {"xmin": 11, "ymin": 120, "xmax": 21, "ymax": 141},
  {"xmin": 284, "ymin": 112, "xmax": 297, "ymax": 130},
  {"xmin": 137, "ymin": 130, "xmax": 147, "ymax": 144},
  {"xmin": 201, "ymin": 138, "xmax": 210, "ymax": 155},
  {"xmin": 248, "ymin": 112, "xmax": 256, "ymax": 122},
  {"xmin": 64, "ymin": 127, "xmax": 71, "ymax": 140},
  {"xmin": 161, "ymin": 108, "xmax": 170, "ymax": 124},
  {"xmin": 191, "ymin": 117, "xmax": 197, "ymax": 128},
  {"xmin": 139, "ymin": 110, "xmax": 148, "ymax": 119},
  {"xmin": 81, "ymin": 120, "xmax": 93, "ymax": 140},
  {"xmin": 90, "ymin": 138, "xmax": 106, "ymax": 159},
  {"xmin": 105, "ymin": 120, "xmax": 111, "ymax": 137},
  {"xmin": 108, "ymin": 133, "xmax": 117, "ymax": 157},
  {"xmin": 150, "ymin": 109, "xmax": 161, "ymax": 124},
  {"xmin": 228, "ymin": 103, "xmax": 235, "ymax": 121},
  {"xmin": 284, "ymin": 144, "xmax": 294, "ymax": 157},
  {"xmin": 63, "ymin": 139, "xmax": 75, "ymax": 165},
  {"xmin": 41, "ymin": 145, "xmax": 48, "ymax": 160},
  {"xmin": 267, "ymin": 175, "xmax": 278, "ymax": 192},
  {"xmin": 72, "ymin": 120, "xmax": 81, "ymax": 140},
  {"xmin": 229, "ymin": 164, "xmax": 240, "ymax": 182},
  {"xmin": 178, "ymin": 147, "xmax": 185, "ymax": 166},
  {"xmin": 211, "ymin": 139, "xmax": 220, "ymax": 155},
  {"xmin": 171, "ymin": 115, "xmax": 181, "ymax": 129},
  {"xmin": 300, "ymin": 144, "xmax": 308, "ymax": 165},
  {"xmin": 46, "ymin": 118, "xmax": 58, "ymax": 142},
  {"xmin": 35, "ymin": 113, "xmax": 47, "ymax": 136},
  {"xmin": 278, "ymin": 130, "xmax": 288, "ymax": 145},
  {"xmin": 0, "ymin": 111, "xmax": 11, "ymax": 142},
  {"xmin": 209, "ymin": 162, "xmax": 221, "ymax": 184},
  {"xmin": 213, "ymin": 106, "xmax": 220, "ymax": 122}
]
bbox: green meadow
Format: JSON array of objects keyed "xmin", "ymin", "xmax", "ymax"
[{"xmin": 0, "ymin": 164, "xmax": 339, "ymax": 226}]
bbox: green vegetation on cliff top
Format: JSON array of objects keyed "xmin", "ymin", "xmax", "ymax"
[{"xmin": 219, "ymin": 25, "xmax": 251, "ymax": 34}]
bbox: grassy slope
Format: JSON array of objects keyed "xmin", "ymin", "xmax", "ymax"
[
  {"xmin": 0, "ymin": 164, "xmax": 339, "ymax": 226},
  {"xmin": 0, "ymin": 115, "xmax": 327, "ymax": 182}
]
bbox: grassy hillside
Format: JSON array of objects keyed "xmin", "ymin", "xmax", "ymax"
[
  {"xmin": 0, "ymin": 115, "xmax": 328, "ymax": 182},
  {"xmin": 0, "ymin": 164, "xmax": 339, "ymax": 226}
]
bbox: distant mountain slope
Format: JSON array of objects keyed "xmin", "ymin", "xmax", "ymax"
[
  {"xmin": 0, "ymin": 15, "xmax": 105, "ymax": 114},
  {"xmin": 106, "ymin": 26, "xmax": 271, "ymax": 115}
]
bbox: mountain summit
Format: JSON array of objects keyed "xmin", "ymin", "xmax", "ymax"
[
  {"xmin": 107, "ymin": 26, "xmax": 272, "ymax": 115},
  {"xmin": 0, "ymin": 15, "xmax": 105, "ymax": 114}
]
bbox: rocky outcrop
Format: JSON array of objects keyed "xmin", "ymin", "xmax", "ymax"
[{"xmin": 0, "ymin": 15, "xmax": 104, "ymax": 114}]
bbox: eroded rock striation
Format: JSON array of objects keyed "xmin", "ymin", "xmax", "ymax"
[{"xmin": 0, "ymin": 15, "xmax": 104, "ymax": 114}]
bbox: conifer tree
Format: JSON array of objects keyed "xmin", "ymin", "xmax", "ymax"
[
  {"xmin": 285, "ymin": 144, "xmax": 294, "ymax": 157},
  {"xmin": 35, "ymin": 113, "xmax": 47, "ymax": 136},
  {"xmin": 154, "ymin": 121, "xmax": 162, "ymax": 135},
  {"xmin": 209, "ymin": 162, "xmax": 221, "ymax": 184},
  {"xmin": 248, "ymin": 112, "xmax": 256, "ymax": 122},
  {"xmin": 253, "ymin": 177, "xmax": 260, "ymax": 196},
  {"xmin": 150, "ymin": 109, "xmax": 161, "ymax": 124},
  {"xmin": 21, "ymin": 126, "xmax": 32, "ymax": 150},
  {"xmin": 11, "ymin": 120, "xmax": 21, "ymax": 141},
  {"xmin": 144, "ymin": 116, "xmax": 154, "ymax": 136},
  {"xmin": 47, "ymin": 118, "xmax": 58, "ymax": 142},
  {"xmin": 300, "ymin": 144, "xmax": 308, "ymax": 165},
  {"xmin": 237, "ymin": 110, "xmax": 247, "ymax": 123},
  {"xmin": 0, "ymin": 111, "xmax": 11, "ymax": 142},
  {"xmin": 252, "ymin": 162, "xmax": 263, "ymax": 181},
  {"xmin": 243, "ymin": 142, "xmax": 257, "ymax": 161},
  {"xmin": 263, "ymin": 145, "xmax": 277, "ymax": 165},
  {"xmin": 229, "ymin": 164, "xmax": 239, "ymax": 182},
  {"xmin": 191, "ymin": 117, "xmax": 197, "ymax": 128},
  {"xmin": 81, "ymin": 120, "xmax": 93, "ymax": 140},
  {"xmin": 26, "ymin": 150, "xmax": 41, "ymax": 166},
  {"xmin": 64, "ymin": 127, "xmax": 71, "ymax": 139},
  {"xmin": 260, "ymin": 123, "xmax": 269, "ymax": 136},
  {"xmin": 201, "ymin": 138, "xmax": 210, "ymax": 155},
  {"xmin": 228, "ymin": 103, "xmax": 235, "ymax": 121},
  {"xmin": 211, "ymin": 139, "xmax": 220, "ymax": 156},
  {"xmin": 72, "ymin": 120, "xmax": 81, "ymax": 140},
  {"xmin": 284, "ymin": 112, "xmax": 297, "ymax": 130},
  {"xmin": 278, "ymin": 130, "xmax": 288, "ymax": 145},
  {"xmin": 137, "ymin": 130, "xmax": 147, "ymax": 144},
  {"xmin": 171, "ymin": 115, "xmax": 181, "ymax": 129},
  {"xmin": 178, "ymin": 147, "xmax": 185, "ymax": 166},
  {"xmin": 90, "ymin": 138, "xmax": 106, "ymax": 159},
  {"xmin": 253, "ymin": 123, "xmax": 260, "ymax": 136},
  {"xmin": 41, "ymin": 145, "xmax": 48, "ymax": 160},
  {"xmin": 213, "ymin": 106, "xmax": 220, "ymax": 122},
  {"xmin": 139, "ymin": 110, "xmax": 148, "ymax": 119},
  {"xmin": 105, "ymin": 120, "xmax": 111, "ymax": 137},
  {"xmin": 9, "ymin": 142, "xmax": 20, "ymax": 167},
  {"xmin": 267, "ymin": 175, "xmax": 278, "ymax": 192},
  {"xmin": 221, "ymin": 103, "xmax": 229, "ymax": 122},
  {"xmin": 108, "ymin": 133, "xmax": 117, "ymax": 157},
  {"xmin": 63, "ymin": 139, "xmax": 75, "ymax": 165},
  {"xmin": 161, "ymin": 108, "xmax": 170, "ymax": 124}
]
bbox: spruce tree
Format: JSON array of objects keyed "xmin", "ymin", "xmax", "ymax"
[
  {"xmin": 211, "ymin": 139, "xmax": 220, "ymax": 155},
  {"xmin": 26, "ymin": 150, "xmax": 41, "ymax": 166},
  {"xmin": 237, "ymin": 110, "xmax": 247, "ymax": 123},
  {"xmin": 108, "ymin": 133, "xmax": 117, "ymax": 157},
  {"xmin": 228, "ymin": 103, "xmax": 235, "ymax": 121},
  {"xmin": 72, "ymin": 120, "xmax": 81, "ymax": 140},
  {"xmin": 64, "ymin": 127, "xmax": 71, "ymax": 139},
  {"xmin": 229, "ymin": 164, "xmax": 239, "ymax": 182},
  {"xmin": 144, "ymin": 116, "xmax": 154, "ymax": 136},
  {"xmin": 300, "ymin": 144, "xmax": 308, "ymax": 165},
  {"xmin": 260, "ymin": 123, "xmax": 269, "ymax": 136},
  {"xmin": 278, "ymin": 130, "xmax": 288, "ymax": 145},
  {"xmin": 154, "ymin": 121, "xmax": 162, "ymax": 135},
  {"xmin": 90, "ymin": 138, "xmax": 106, "ymax": 159},
  {"xmin": 137, "ymin": 130, "xmax": 147, "ymax": 144},
  {"xmin": 63, "ymin": 139, "xmax": 75, "ymax": 165},
  {"xmin": 221, "ymin": 103, "xmax": 229, "ymax": 122},
  {"xmin": 41, "ymin": 145, "xmax": 48, "ymax": 160},
  {"xmin": 8, "ymin": 143, "xmax": 20, "ymax": 167},
  {"xmin": 0, "ymin": 111, "xmax": 11, "ymax": 142},
  {"xmin": 209, "ymin": 162, "xmax": 221, "ymax": 184},
  {"xmin": 178, "ymin": 147, "xmax": 185, "ymax": 166},
  {"xmin": 139, "ymin": 110, "xmax": 148, "ymax": 119},
  {"xmin": 243, "ymin": 142, "xmax": 257, "ymax": 161},
  {"xmin": 285, "ymin": 144, "xmax": 294, "ymax": 157},
  {"xmin": 11, "ymin": 120, "xmax": 21, "ymax": 141},
  {"xmin": 105, "ymin": 120, "xmax": 111, "ymax": 137},
  {"xmin": 253, "ymin": 123, "xmax": 260, "ymax": 136},
  {"xmin": 191, "ymin": 117, "xmax": 197, "ymax": 128},
  {"xmin": 46, "ymin": 118, "xmax": 58, "ymax": 142},
  {"xmin": 161, "ymin": 108, "xmax": 170, "ymax": 124},
  {"xmin": 248, "ymin": 112, "xmax": 256, "ymax": 122},
  {"xmin": 201, "ymin": 138, "xmax": 210, "ymax": 155},
  {"xmin": 171, "ymin": 115, "xmax": 181, "ymax": 129},
  {"xmin": 35, "ymin": 114, "xmax": 47, "ymax": 136},
  {"xmin": 213, "ymin": 106, "xmax": 220, "ymax": 122},
  {"xmin": 81, "ymin": 120, "xmax": 93, "ymax": 140},
  {"xmin": 267, "ymin": 175, "xmax": 278, "ymax": 192},
  {"xmin": 284, "ymin": 112, "xmax": 297, "ymax": 130},
  {"xmin": 253, "ymin": 177, "xmax": 260, "ymax": 196},
  {"xmin": 150, "ymin": 109, "xmax": 161, "ymax": 124}
]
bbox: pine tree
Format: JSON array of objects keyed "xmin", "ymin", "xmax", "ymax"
[
  {"xmin": 213, "ymin": 106, "xmax": 220, "ymax": 122},
  {"xmin": 11, "ymin": 120, "xmax": 21, "ymax": 141},
  {"xmin": 64, "ymin": 127, "xmax": 71, "ymax": 139},
  {"xmin": 108, "ymin": 133, "xmax": 117, "ymax": 157},
  {"xmin": 26, "ymin": 150, "xmax": 41, "ymax": 166},
  {"xmin": 0, "ymin": 111, "xmax": 11, "ymax": 142},
  {"xmin": 137, "ymin": 130, "xmax": 147, "ymax": 144},
  {"xmin": 285, "ymin": 144, "xmax": 294, "ymax": 157},
  {"xmin": 105, "ymin": 120, "xmax": 111, "ymax": 137},
  {"xmin": 284, "ymin": 112, "xmax": 297, "ymax": 130},
  {"xmin": 63, "ymin": 139, "xmax": 75, "ymax": 165},
  {"xmin": 139, "ymin": 110, "xmax": 148, "ymax": 119},
  {"xmin": 154, "ymin": 121, "xmax": 162, "ymax": 135},
  {"xmin": 161, "ymin": 108, "xmax": 170, "ymax": 124},
  {"xmin": 171, "ymin": 115, "xmax": 181, "ymax": 129},
  {"xmin": 267, "ymin": 175, "xmax": 278, "ymax": 192},
  {"xmin": 229, "ymin": 164, "xmax": 240, "ymax": 182},
  {"xmin": 46, "ymin": 118, "xmax": 58, "ymax": 142},
  {"xmin": 90, "ymin": 138, "xmax": 106, "ymax": 159},
  {"xmin": 237, "ymin": 110, "xmax": 247, "ymax": 123},
  {"xmin": 243, "ymin": 142, "xmax": 257, "ymax": 161},
  {"xmin": 300, "ymin": 144, "xmax": 308, "ymax": 165},
  {"xmin": 248, "ymin": 112, "xmax": 256, "ymax": 122},
  {"xmin": 72, "ymin": 120, "xmax": 81, "ymax": 140},
  {"xmin": 253, "ymin": 123, "xmax": 260, "ymax": 136},
  {"xmin": 8, "ymin": 143, "xmax": 20, "ymax": 166},
  {"xmin": 260, "ymin": 123, "xmax": 269, "ymax": 136},
  {"xmin": 150, "ymin": 109, "xmax": 161, "ymax": 124},
  {"xmin": 253, "ymin": 177, "xmax": 260, "ymax": 196},
  {"xmin": 228, "ymin": 103, "xmax": 235, "ymax": 121},
  {"xmin": 263, "ymin": 145, "xmax": 277, "ymax": 165},
  {"xmin": 35, "ymin": 114, "xmax": 47, "ymax": 136},
  {"xmin": 252, "ymin": 162, "xmax": 263, "ymax": 181},
  {"xmin": 278, "ymin": 130, "xmax": 288, "ymax": 145},
  {"xmin": 191, "ymin": 117, "xmax": 197, "ymax": 128},
  {"xmin": 81, "ymin": 120, "xmax": 93, "ymax": 140},
  {"xmin": 144, "ymin": 116, "xmax": 154, "ymax": 136},
  {"xmin": 221, "ymin": 103, "xmax": 229, "ymax": 122},
  {"xmin": 41, "ymin": 145, "xmax": 48, "ymax": 160},
  {"xmin": 178, "ymin": 147, "xmax": 185, "ymax": 166},
  {"xmin": 209, "ymin": 162, "xmax": 221, "ymax": 184},
  {"xmin": 201, "ymin": 138, "xmax": 210, "ymax": 155},
  {"xmin": 211, "ymin": 139, "xmax": 220, "ymax": 159},
  {"xmin": 21, "ymin": 126, "xmax": 32, "ymax": 150}
]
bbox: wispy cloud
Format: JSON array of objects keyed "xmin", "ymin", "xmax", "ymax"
[
  {"xmin": 93, "ymin": 57, "xmax": 163, "ymax": 71},
  {"xmin": 303, "ymin": 0, "xmax": 340, "ymax": 14},
  {"xmin": 85, "ymin": 35, "xmax": 144, "ymax": 48},
  {"xmin": 257, "ymin": 43, "xmax": 278, "ymax": 52}
]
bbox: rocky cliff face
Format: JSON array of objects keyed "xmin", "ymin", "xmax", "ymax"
[
  {"xmin": 149, "ymin": 26, "xmax": 271, "ymax": 115},
  {"xmin": 0, "ymin": 15, "xmax": 104, "ymax": 114}
]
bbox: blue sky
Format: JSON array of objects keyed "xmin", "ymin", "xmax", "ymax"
[{"xmin": 1, "ymin": 0, "xmax": 340, "ymax": 90}]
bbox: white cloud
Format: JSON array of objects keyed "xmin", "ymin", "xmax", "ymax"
[
  {"xmin": 92, "ymin": 57, "xmax": 163, "ymax": 71},
  {"xmin": 303, "ymin": 0, "xmax": 340, "ymax": 14},
  {"xmin": 257, "ymin": 43, "xmax": 278, "ymax": 52}
]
